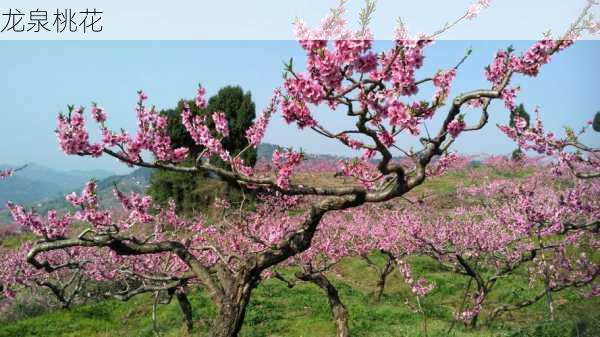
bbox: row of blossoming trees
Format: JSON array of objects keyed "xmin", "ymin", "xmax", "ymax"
[
  {"xmin": 1, "ymin": 156, "xmax": 598, "ymax": 334},
  {"xmin": 1, "ymin": 1, "xmax": 599, "ymax": 336}
]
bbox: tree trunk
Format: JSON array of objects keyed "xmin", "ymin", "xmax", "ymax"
[
  {"xmin": 373, "ymin": 277, "xmax": 386, "ymax": 304},
  {"xmin": 455, "ymin": 256, "xmax": 493, "ymax": 330},
  {"xmin": 468, "ymin": 287, "xmax": 492, "ymax": 330},
  {"xmin": 175, "ymin": 290, "xmax": 194, "ymax": 333},
  {"xmin": 373, "ymin": 252, "xmax": 395, "ymax": 303},
  {"xmin": 211, "ymin": 306, "xmax": 247, "ymax": 337},
  {"xmin": 298, "ymin": 272, "xmax": 350, "ymax": 337},
  {"xmin": 209, "ymin": 279, "xmax": 256, "ymax": 337}
]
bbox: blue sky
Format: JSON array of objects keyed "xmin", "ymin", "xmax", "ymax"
[{"xmin": 0, "ymin": 40, "xmax": 598, "ymax": 173}]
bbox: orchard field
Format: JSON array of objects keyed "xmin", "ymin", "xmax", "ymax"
[{"xmin": 1, "ymin": 162, "xmax": 598, "ymax": 337}]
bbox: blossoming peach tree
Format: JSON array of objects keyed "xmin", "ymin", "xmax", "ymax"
[
  {"xmin": 270, "ymin": 200, "xmax": 411, "ymax": 337},
  {"xmin": 397, "ymin": 165, "xmax": 599, "ymax": 328},
  {"xmin": 2, "ymin": 1, "xmax": 599, "ymax": 336}
]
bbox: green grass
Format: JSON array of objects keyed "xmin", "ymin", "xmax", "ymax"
[
  {"xmin": 1, "ymin": 254, "xmax": 597, "ymax": 337},
  {"xmin": 423, "ymin": 166, "xmax": 532, "ymax": 192},
  {"xmin": 0, "ymin": 232, "xmax": 36, "ymax": 249}
]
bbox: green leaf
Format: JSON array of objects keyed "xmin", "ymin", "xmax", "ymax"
[{"xmin": 593, "ymin": 111, "xmax": 600, "ymax": 132}]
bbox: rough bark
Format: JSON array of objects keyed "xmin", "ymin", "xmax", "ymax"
[
  {"xmin": 298, "ymin": 272, "xmax": 350, "ymax": 337},
  {"xmin": 207, "ymin": 268, "xmax": 261, "ymax": 337},
  {"xmin": 211, "ymin": 304, "xmax": 249, "ymax": 337}
]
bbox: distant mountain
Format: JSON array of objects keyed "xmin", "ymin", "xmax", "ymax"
[
  {"xmin": 12, "ymin": 164, "xmax": 114, "ymax": 189},
  {"xmin": 94, "ymin": 167, "xmax": 152, "ymax": 209},
  {"xmin": 0, "ymin": 163, "xmax": 114, "ymax": 211},
  {"xmin": 257, "ymin": 143, "xmax": 280, "ymax": 160},
  {"xmin": 0, "ymin": 167, "xmax": 151, "ymax": 223}
]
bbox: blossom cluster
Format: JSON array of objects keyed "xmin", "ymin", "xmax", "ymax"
[
  {"xmin": 245, "ymin": 89, "xmax": 281, "ymax": 146},
  {"xmin": 338, "ymin": 158, "xmax": 381, "ymax": 188},
  {"xmin": 212, "ymin": 111, "xmax": 230, "ymax": 137},
  {"xmin": 433, "ymin": 69, "xmax": 457, "ymax": 101},
  {"xmin": 485, "ymin": 39, "xmax": 573, "ymax": 111},
  {"xmin": 397, "ymin": 259, "xmax": 435, "ymax": 297},
  {"xmin": 271, "ymin": 149, "xmax": 303, "ymax": 188},
  {"xmin": 56, "ymin": 106, "xmax": 103, "ymax": 157},
  {"xmin": 114, "ymin": 189, "xmax": 154, "ymax": 227},
  {"xmin": 181, "ymin": 102, "xmax": 229, "ymax": 162},
  {"xmin": 6, "ymin": 203, "xmax": 70, "ymax": 240},
  {"xmin": 57, "ymin": 93, "xmax": 191, "ymax": 165},
  {"xmin": 65, "ymin": 180, "xmax": 112, "ymax": 228},
  {"xmin": 447, "ymin": 116, "xmax": 466, "ymax": 138}
]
